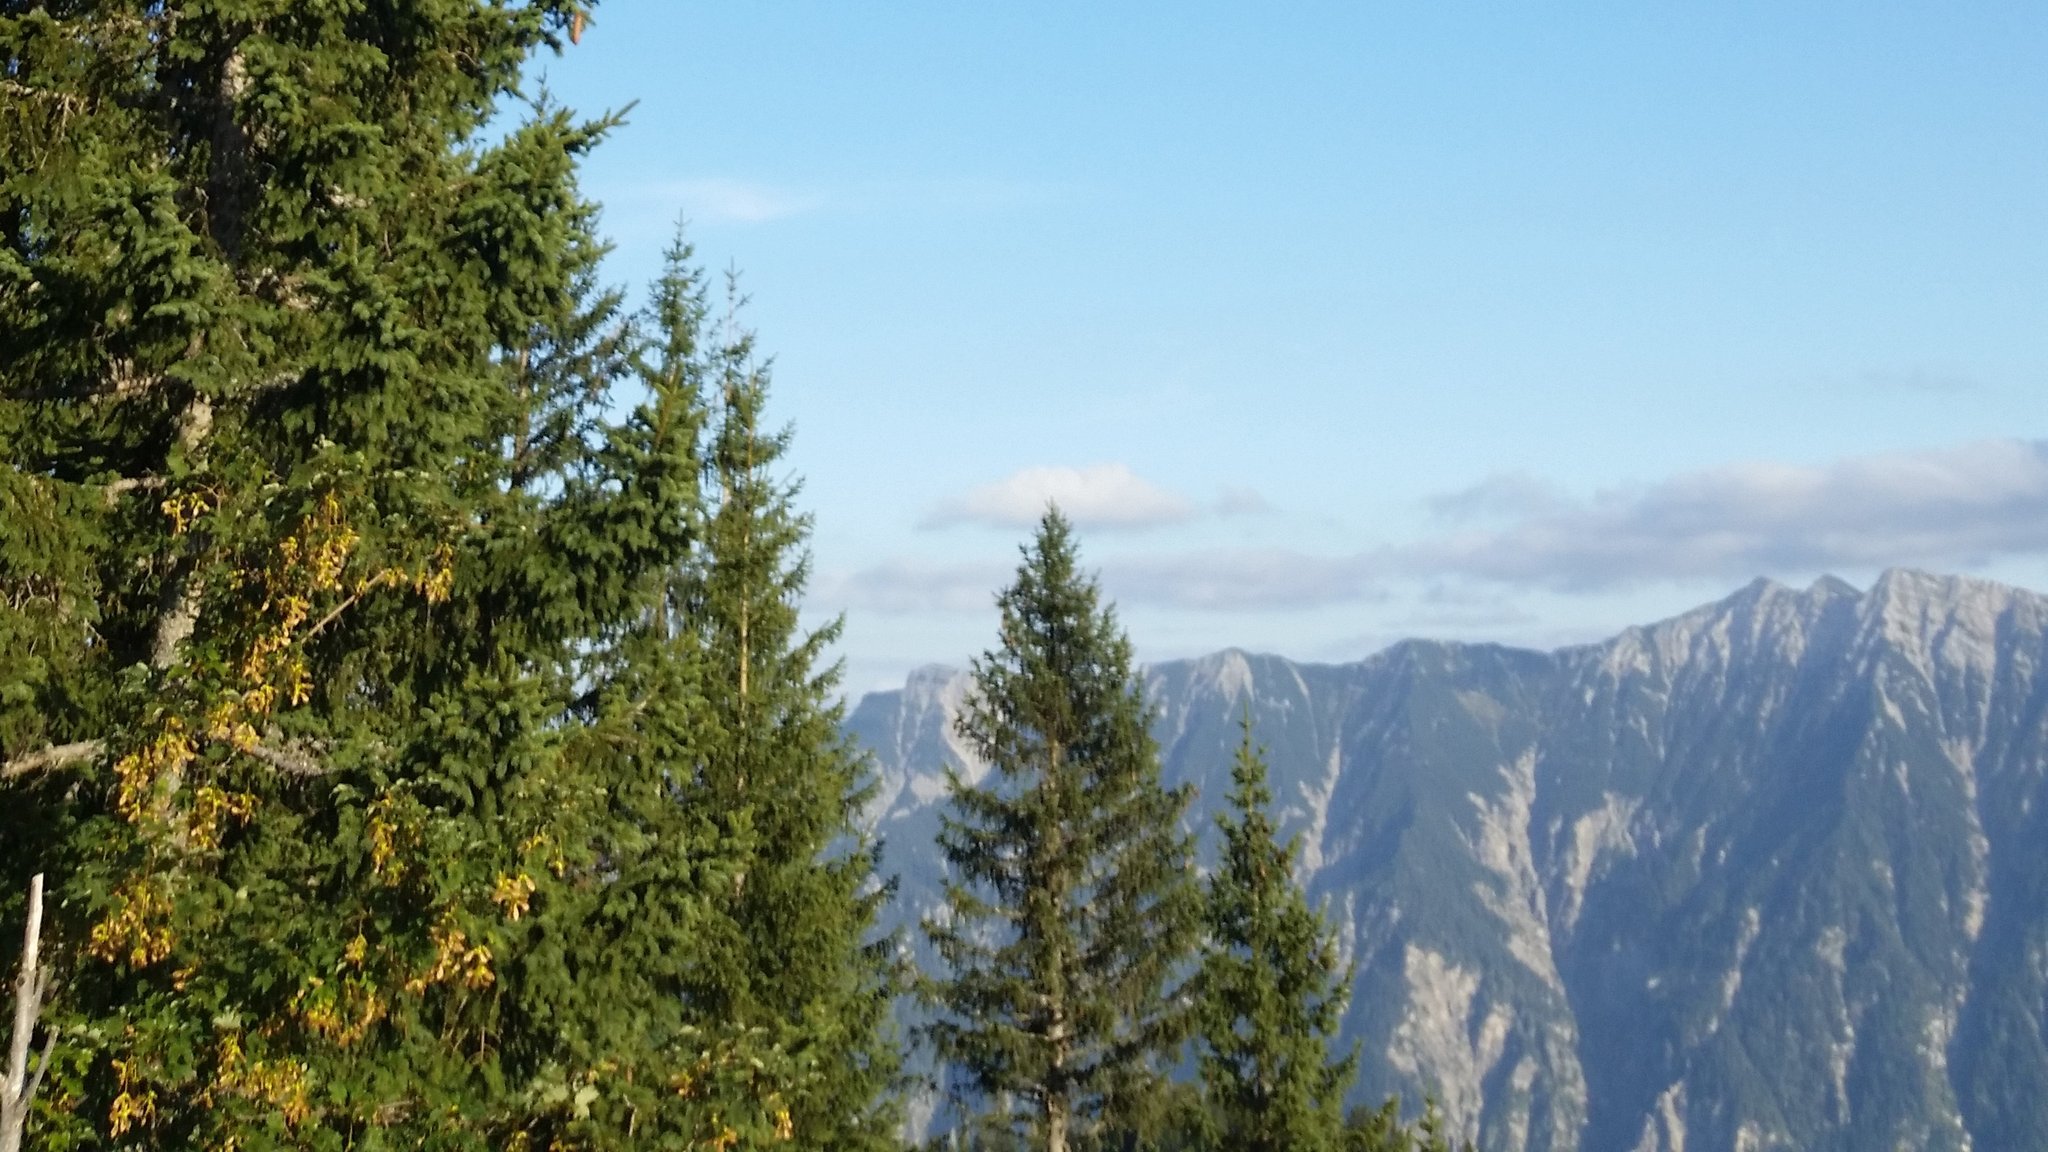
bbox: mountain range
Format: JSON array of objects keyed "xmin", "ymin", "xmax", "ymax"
[{"xmin": 844, "ymin": 569, "xmax": 2048, "ymax": 1152}]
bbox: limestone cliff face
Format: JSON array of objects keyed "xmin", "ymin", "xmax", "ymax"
[{"xmin": 848, "ymin": 570, "xmax": 2048, "ymax": 1152}]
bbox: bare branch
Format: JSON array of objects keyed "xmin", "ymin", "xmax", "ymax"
[
  {"xmin": 8, "ymin": 362, "xmax": 164, "ymax": 403},
  {"xmin": 20, "ymin": 1032, "xmax": 53, "ymax": 1118},
  {"xmin": 107, "ymin": 359, "xmax": 160, "ymax": 399},
  {"xmin": 241, "ymin": 735, "xmax": 329, "ymax": 779},
  {"xmin": 100, "ymin": 475, "xmax": 166, "ymax": 507},
  {"xmin": 1, "ymin": 873, "xmax": 49, "ymax": 1152},
  {"xmin": 4, "ymin": 732, "xmax": 328, "ymax": 785},
  {"xmin": 0, "ymin": 741, "xmax": 103, "ymax": 782},
  {"xmin": 304, "ymin": 584, "xmax": 374, "ymax": 641}
]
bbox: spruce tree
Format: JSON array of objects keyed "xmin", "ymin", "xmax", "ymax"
[
  {"xmin": 923, "ymin": 509, "xmax": 1200, "ymax": 1152},
  {"xmin": 1193, "ymin": 717, "xmax": 1356, "ymax": 1152},
  {"xmin": 662, "ymin": 258, "xmax": 904, "ymax": 1149},
  {"xmin": 0, "ymin": 4, "xmax": 798, "ymax": 1147},
  {"xmin": 1341, "ymin": 1099, "xmax": 1469, "ymax": 1152}
]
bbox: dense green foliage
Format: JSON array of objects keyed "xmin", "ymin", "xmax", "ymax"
[
  {"xmin": 1190, "ymin": 718, "xmax": 1356, "ymax": 1152},
  {"xmin": 662, "ymin": 261, "xmax": 904, "ymax": 1150},
  {"xmin": 0, "ymin": 3, "xmax": 887, "ymax": 1148},
  {"xmin": 0, "ymin": 5, "xmax": 1483, "ymax": 1151},
  {"xmin": 922, "ymin": 511, "xmax": 1201, "ymax": 1152},
  {"xmin": 1343, "ymin": 1100, "xmax": 1469, "ymax": 1152}
]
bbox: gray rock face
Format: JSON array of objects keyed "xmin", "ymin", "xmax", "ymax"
[{"xmin": 849, "ymin": 570, "xmax": 2048, "ymax": 1150}]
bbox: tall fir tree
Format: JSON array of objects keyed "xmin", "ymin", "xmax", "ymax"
[
  {"xmin": 0, "ymin": 3, "xmax": 803, "ymax": 1147},
  {"xmin": 1192, "ymin": 716, "xmax": 1356, "ymax": 1152},
  {"xmin": 660, "ymin": 255, "xmax": 904, "ymax": 1149},
  {"xmin": 1341, "ymin": 1099, "xmax": 1469, "ymax": 1152},
  {"xmin": 923, "ymin": 509, "xmax": 1200, "ymax": 1152}
]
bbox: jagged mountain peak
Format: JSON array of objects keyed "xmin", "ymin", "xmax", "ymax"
[
  {"xmin": 901, "ymin": 661, "xmax": 967, "ymax": 695},
  {"xmin": 1179, "ymin": 646, "xmax": 1259, "ymax": 702},
  {"xmin": 849, "ymin": 570, "xmax": 2048, "ymax": 1151},
  {"xmin": 1863, "ymin": 567, "xmax": 2047, "ymax": 658}
]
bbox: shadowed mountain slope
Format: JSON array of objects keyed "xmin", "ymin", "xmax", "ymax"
[{"xmin": 848, "ymin": 570, "xmax": 2048, "ymax": 1151}]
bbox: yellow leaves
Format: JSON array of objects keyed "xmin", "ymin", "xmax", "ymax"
[
  {"xmin": 520, "ymin": 829, "xmax": 569, "ymax": 878},
  {"xmin": 201, "ymin": 497, "xmax": 462, "ymax": 788},
  {"xmin": 202, "ymin": 697, "xmax": 260, "ymax": 755},
  {"xmin": 161, "ymin": 488, "xmax": 217, "ymax": 536},
  {"xmin": 286, "ymin": 660, "xmax": 314, "ymax": 707},
  {"xmin": 344, "ymin": 932, "xmax": 369, "ymax": 966},
  {"xmin": 293, "ymin": 973, "xmax": 386, "ymax": 1048},
  {"xmin": 108, "ymin": 1058, "xmax": 158, "ymax": 1136},
  {"xmin": 211, "ymin": 1032, "xmax": 313, "ymax": 1127},
  {"xmin": 344, "ymin": 543, "xmax": 454, "ymax": 608},
  {"xmin": 462, "ymin": 942, "xmax": 495, "ymax": 989},
  {"xmin": 492, "ymin": 872, "xmax": 537, "ymax": 921},
  {"xmin": 243, "ymin": 681, "xmax": 279, "ymax": 718},
  {"xmin": 90, "ymin": 875, "xmax": 176, "ymax": 968},
  {"xmin": 367, "ymin": 791, "xmax": 423, "ymax": 885},
  {"xmin": 275, "ymin": 492, "xmax": 448, "ymax": 610},
  {"xmin": 368, "ymin": 815, "xmax": 402, "ymax": 883},
  {"xmin": 416, "ymin": 542, "xmax": 457, "ymax": 603},
  {"xmin": 134, "ymin": 490, "xmax": 464, "ymax": 819},
  {"xmin": 295, "ymin": 492, "xmax": 359, "ymax": 592},
  {"xmin": 113, "ymin": 716, "xmax": 196, "ymax": 825},
  {"xmin": 236, "ymin": 498, "xmax": 355, "ymax": 713},
  {"xmin": 297, "ymin": 982, "xmax": 342, "ymax": 1037},
  {"xmin": 368, "ymin": 822, "xmax": 400, "ymax": 881},
  {"xmin": 405, "ymin": 908, "xmax": 495, "ymax": 995},
  {"xmin": 187, "ymin": 785, "xmax": 257, "ymax": 853}
]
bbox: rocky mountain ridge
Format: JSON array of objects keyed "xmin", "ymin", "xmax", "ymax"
[{"xmin": 846, "ymin": 569, "xmax": 2048, "ymax": 1151}]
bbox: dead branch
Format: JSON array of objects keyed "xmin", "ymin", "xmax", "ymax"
[
  {"xmin": 0, "ymin": 874, "xmax": 50, "ymax": 1152},
  {"xmin": 242, "ymin": 734, "xmax": 329, "ymax": 779},
  {"xmin": 0, "ymin": 742, "xmax": 103, "ymax": 782},
  {"xmin": 100, "ymin": 475, "xmax": 166, "ymax": 507}
]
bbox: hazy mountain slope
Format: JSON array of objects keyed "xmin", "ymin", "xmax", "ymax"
[{"xmin": 848, "ymin": 570, "xmax": 2048, "ymax": 1152}]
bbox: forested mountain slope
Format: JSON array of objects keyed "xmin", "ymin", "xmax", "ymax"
[{"xmin": 849, "ymin": 569, "xmax": 2048, "ymax": 1152}]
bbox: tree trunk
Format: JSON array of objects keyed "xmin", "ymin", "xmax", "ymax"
[
  {"xmin": 1, "ymin": 873, "xmax": 52, "ymax": 1152},
  {"xmin": 1044, "ymin": 1091, "xmax": 1069, "ymax": 1152}
]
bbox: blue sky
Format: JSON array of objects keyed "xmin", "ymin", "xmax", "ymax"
[{"xmin": 534, "ymin": 2, "xmax": 2048, "ymax": 692}]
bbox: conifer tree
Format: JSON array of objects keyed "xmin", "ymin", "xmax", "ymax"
[
  {"xmin": 923, "ymin": 510, "xmax": 1200, "ymax": 1152},
  {"xmin": 1342, "ymin": 1099, "xmax": 1468, "ymax": 1152},
  {"xmin": 662, "ymin": 257, "xmax": 904, "ymax": 1149},
  {"xmin": 0, "ymin": 3, "xmax": 800, "ymax": 1147},
  {"xmin": 1192, "ymin": 717, "xmax": 1356, "ymax": 1152}
]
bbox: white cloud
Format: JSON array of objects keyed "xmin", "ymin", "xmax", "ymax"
[
  {"xmin": 922, "ymin": 464, "xmax": 1195, "ymax": 532},
  {"xmin": 845, "ymin": 440, "xmax": 2048, "ymax": 629},
  {"xmin": 1426, "ymin": 472, "xmax": 1567, "ymax": 522},
  {"xmin": 1103, "ymin": 549, "xmax": 1382, "ymax": 611},
  {"xmin": 1214, "ymin": 486, "xmax": 1276, "ymax": 517},
  {"xmin": 815, "ymin": 561, "xmax": 1007, "ymax": 616},
  {"xmin": 1403, "ymin": 438, "xmax": 2048, "ymax": 591},
  {"xmin": 821, "ymin": 547, "xmax": 1383, "ymax": 618}
]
